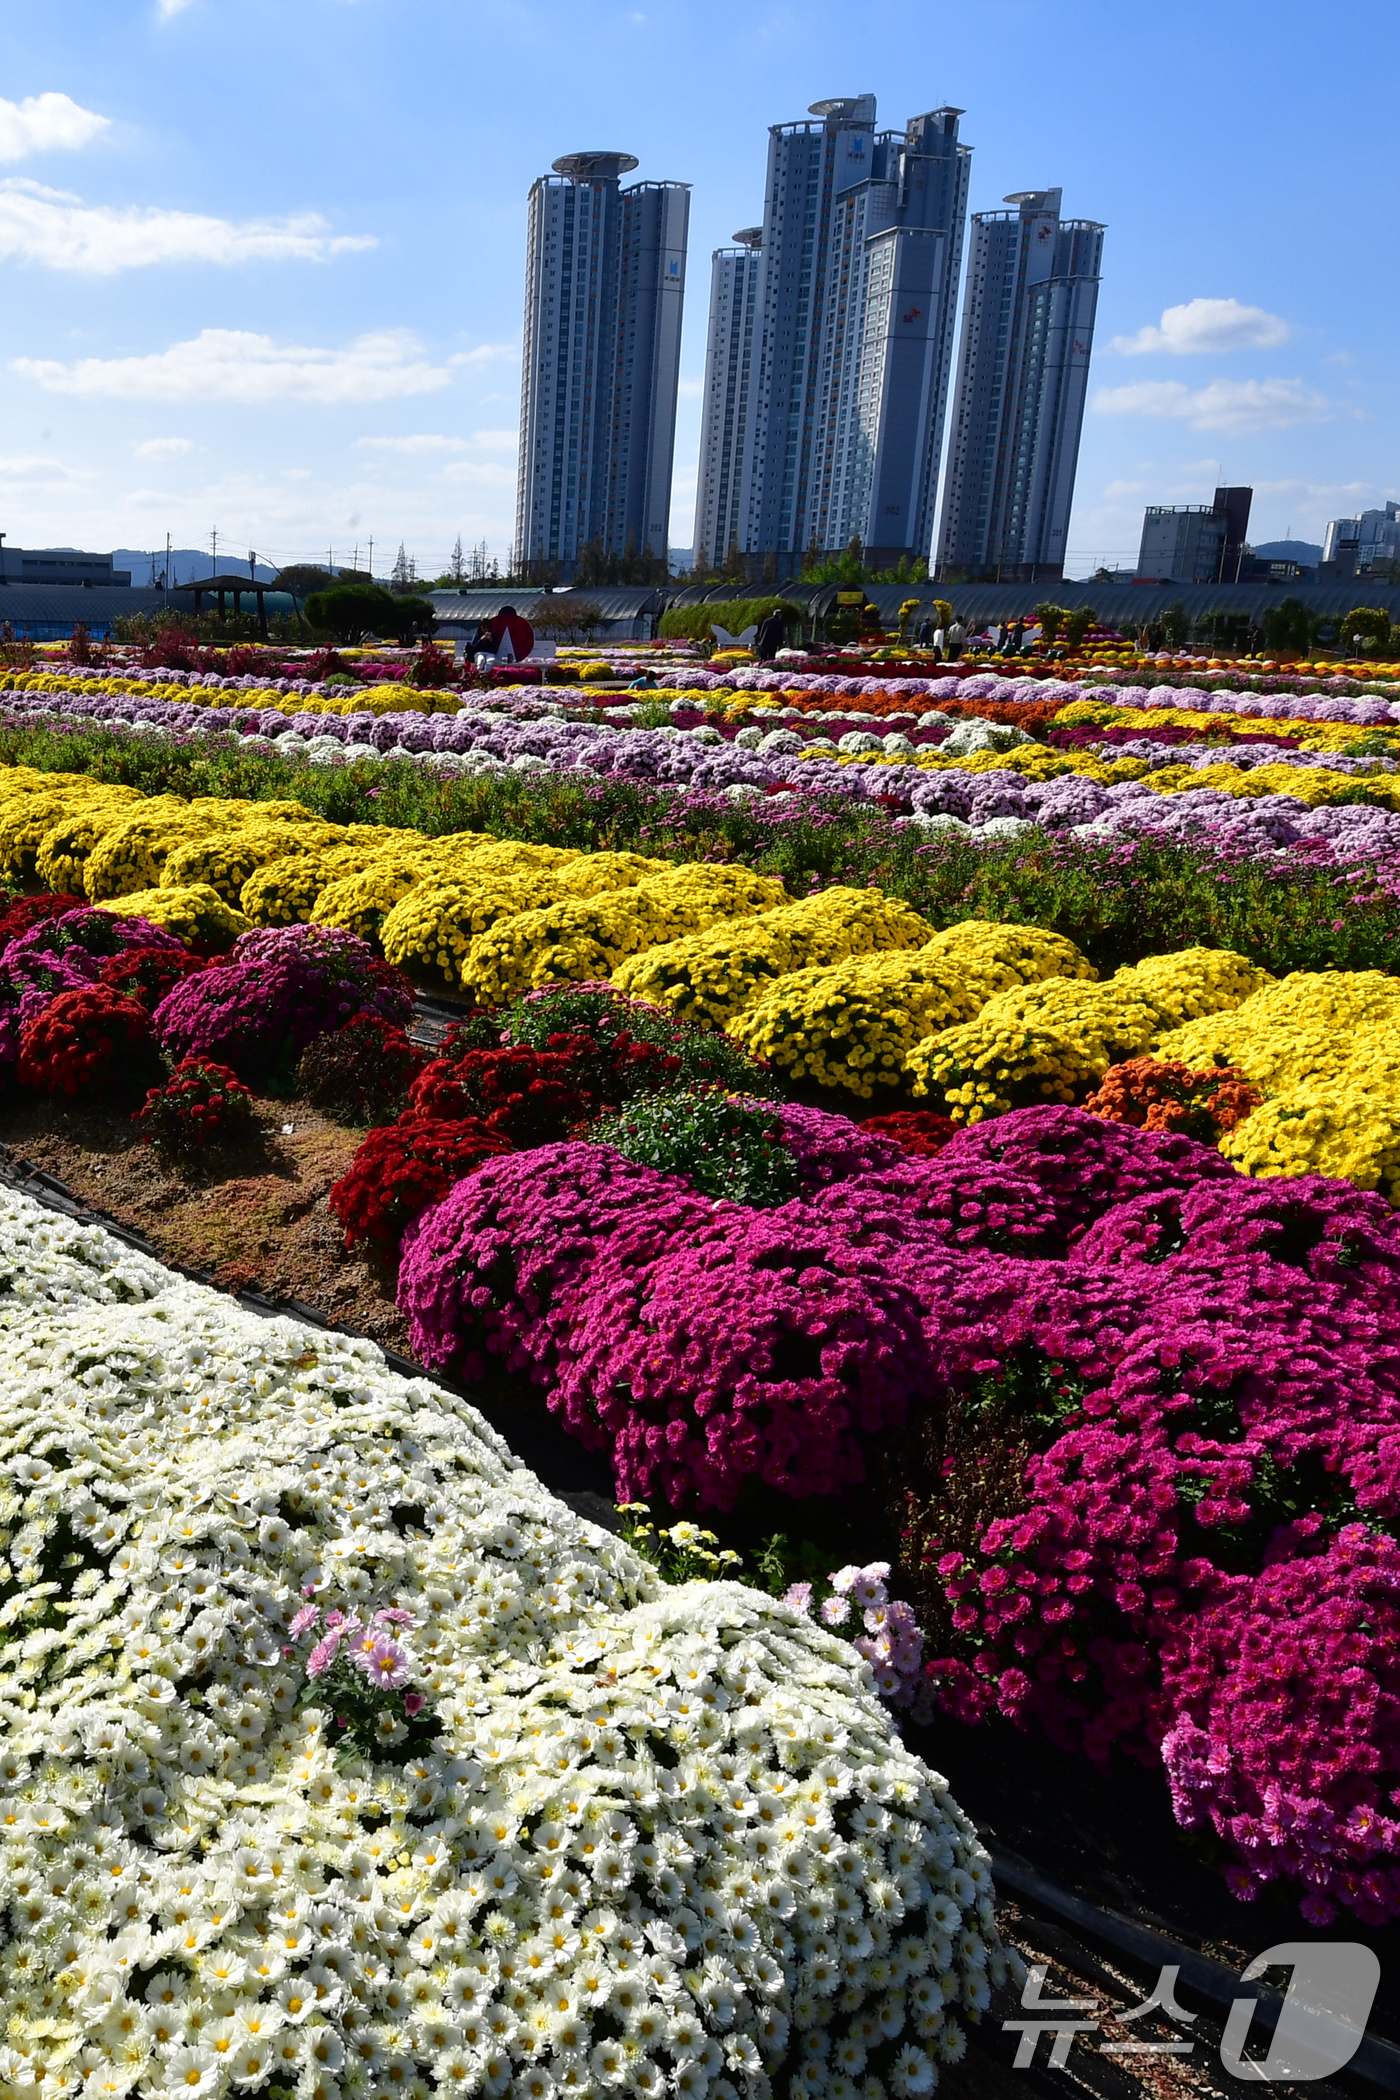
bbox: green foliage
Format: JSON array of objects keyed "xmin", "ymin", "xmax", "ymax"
[
  {"xmin": 1033, "ymin": 602, "xmax": 1068, "ymax": 644},
  {"xmin": 591, "ymin": 1085, "xmax": 799, "ymax": 1206},
  {"xmin": 1194, "ymin": 607, "xmax": 1255, "ymax": 653},
  {"xmin": 628, "ymin": 699, "xmax": 675, "ymax": 728},
  {"xmin": 1062, "ymin": 605, "xmax": 1097, "ymax": 649},
  {"xmin": 1160, "ymin": 599, "xmax": 1192, "ymax": 649},
  {"xmin": 304, "ymin": 584, "xmax": 433, "ymax": 643},
  {"xmin": 657, "ymin": 598, "xmax": 803, "ymax": 642},
  {"xmin": 501, "ymin": 980, "xmax": 777, "ymax": 1099},
  {"xmin": 1259, "ymin": 595, "xmax": 1315, "ymax": 656},
  {"xmin": 799, "ymin": 536, "xmax": 866, "ymax": 586},
  {"xmin": 1341, "ymin": 606, "xmax": 1392, "ymax": 652}
]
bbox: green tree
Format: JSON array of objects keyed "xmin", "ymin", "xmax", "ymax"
[
  {"xmin": 1194, "ymin": 607, "xmax": 1253, "ymax": 653},
  {"xmin": 305, "ymin": 583, "xmax": 433, "ymax": 643},
  {"xmin": 1259, "ymin": 595, "xmax": 1314, "ymax": 656},
  {"xmin": 1062, "ymin": 605, "xmax": 1097, "ymax": 650},
  {"xmin": 1161, "ymin": 599, "xmax": 1192, "ymax": 649},
  {"xmin": 1033, "ymin": 601, "xmax": 1068, "ymax": 645},
  {"xmin": 531, "ymin": 596, "xmax": 605, "ymax": 645},
  {"xmin": 1340, "ymin": 606, "xmax": 1391, "ymax": 654}
]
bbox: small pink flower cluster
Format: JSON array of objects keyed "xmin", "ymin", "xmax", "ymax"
[
  {"xmin": 288, "ymin": 1596, "xmax": 425, "ymax": 1716},
  {"xmin": 783, "ymin": 1561, "xmax": 933, "ymax": 1720}
]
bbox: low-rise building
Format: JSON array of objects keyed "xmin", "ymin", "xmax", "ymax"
[
  {"xmin": 0, "ymin": 541, "xmax": 131, "ymax": 587},
  {"xmin": 1135, "ymin": 486, "xmax": 1251, "ymax": 584}
]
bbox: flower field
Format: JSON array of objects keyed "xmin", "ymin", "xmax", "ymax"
[
  {"xmin": 0, "ymin": 638, "xmax": 1399, "ymax": 1979},
  {"xmin": 0, "ymin": 1189, "xmax": 1003, "ymax": 2100}
]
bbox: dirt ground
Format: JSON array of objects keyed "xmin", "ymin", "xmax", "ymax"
[{"xmin": 0, "ymin": 1090, "xmax": 413, "ymax": 1350}]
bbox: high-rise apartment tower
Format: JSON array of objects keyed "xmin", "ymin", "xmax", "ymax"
[
  {"xmin": 691, "ymin": 228, "xmax": 762, "ymax": 576},
  {"xmin": 935, "ymin": 189, "xmax": 1103, "ymax": 583},
  {"xmin": 515, "ymin": 151, "xmax": 689, "ymax": 581},
  {"xmin": 692, "ymin": 96, "xmax": 971, "ymax": 575}
]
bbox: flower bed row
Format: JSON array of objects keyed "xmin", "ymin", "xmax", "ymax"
[
  {"xmin": 0, "ymin": 1185, "xmax": 1005, "ymax": 2100},
  {"xmin": 4, "ymin": 756, "xmax": 1400, "ymax": 1194},
  {"xmin": 8, "ymin": 672, "xmax": 1400, "ymax": 862}
]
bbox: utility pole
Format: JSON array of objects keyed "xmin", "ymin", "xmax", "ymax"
[
  {"xmin": 164, "ymin": 531, "xmax": 171, "ymax": 592},
  {"xmin": 367, "ymin": 535, "xmax": 374, "ymax": 583},
  {"xmin": 248, "ymin": 548, "xmax": 257, "ymax": 581},
  {"xmin": 210, "ymin": 527, "xmax": 218, "ymax": 578}
]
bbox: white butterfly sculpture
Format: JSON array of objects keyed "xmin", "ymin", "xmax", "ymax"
[{"xmin": 711, "ymin": 622, "xmax": 758, "ymax": 648}]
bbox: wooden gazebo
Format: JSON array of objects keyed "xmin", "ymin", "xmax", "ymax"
[{"xmin": 171, "ymin": 573, "xmax": 270, "ymax": 639}]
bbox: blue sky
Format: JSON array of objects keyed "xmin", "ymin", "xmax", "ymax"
[{"xmin": 2, "ymin": 0, "xmax": 1395, "ymax": 579}]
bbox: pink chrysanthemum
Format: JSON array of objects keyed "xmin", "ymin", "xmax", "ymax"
[{"xmin": 356, "ymin": 1637, "xmax": 410, "ymax": 1690}]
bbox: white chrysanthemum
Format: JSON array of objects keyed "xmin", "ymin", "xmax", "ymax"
[{"xmin": 0, "ymin": 1189, "xmax": 1001, "ymax": 2099}]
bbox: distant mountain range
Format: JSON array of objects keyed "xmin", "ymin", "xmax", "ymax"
[
  {"xmin": 1252, "ymin": 539, "xmax": 1323, "ymax": 566},
  {"xmin": 111, "ymin": 551, "xmax": 376, "ymax": 589},
  {"xmin": 112, "ymin": 549, "xmax": 281, "ymax": 587}
]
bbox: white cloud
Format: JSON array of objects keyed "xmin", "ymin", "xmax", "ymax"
[
  {"xmin": 15, "ymin": 327, "xmax": 456, "ymax": 403},
  {"xmin": 357, "ymin": 427, "xmax": 517, "ymax": 456},
  {"xmin": 1092, "ymin": 377, "xmax": 1331, "ymax": 434},
  {"xmin": 0, "ymin": 451, "xmax": 92, "ymax": 484},
  {"xmin": 440, "ymin": 459, "xmax": 515, "ymax": 487},
  {"xmin": 0, "ymin": 93, "xmax": 109, "ymax": 165},
  {"xmin": 156, "ymin": 0, "xmax": 197, "ymax": 17},
  {"xmin": 132, "ymin": 436, "xmax": 194, "ymax": 458},
  {"xmin": 357, "ymin": 433, "xmax": 468, "ymax": 455},
  {"xmin": 1111, "ymin": 297, "xmax": 1291, "ymax": 357},
  {"xmin": 0, "ymin": 179, "xmax": 374, "ymax": 272}
]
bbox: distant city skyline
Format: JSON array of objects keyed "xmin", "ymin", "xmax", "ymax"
[{"xmin": 1, "ymin": 1, "xmax": 1395, "ymax": 580}]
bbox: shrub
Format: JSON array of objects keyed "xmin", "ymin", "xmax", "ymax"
[
  {"xmin": 1084, "ymin": 1055, "xmax": 1261, "ymax": 1141},
  {"xmin": 862, "ymin": 1109, "xmax": 958, "ymax": 1156},
  {"xmin": 134, "ymin": 1057, "xmax": 257, "ymax": 1161},
  {"xmin": 409, "ymin": 1044, "xmax": 591, "ymax": 1146},
  {"xmin": 771, "ymin": 1102, "xmax": 907, "ymax": 1189},
  {"xmin": 17, "ymin": 985, "xmax": 161, "ymax": 1101},
  {"xmin": 0, "ymin": 892, "xmax": 85, "ymax": 945},
  {"xmin": 501, "ymin": 979, "xmax": 775, "ymax": 1098},
  {"xmin": 591, "ymin": 1086, "xmax": 801, "ymax": 1207},
  {"xmin": 153, "ymin": 924, "xmax": 410, "ymax": 1083},
  {"xmin": 397, "ymin": 1143, "xmax": 714, "ymax": 1385},
  {"xmin": 328, "ymin": 1113, "xmax": 513, "ymax": 1262},
  {"xmin": 297, "ymin": 1015, "xmax": 426, "ymax": 1125},
  {"xmin": 4, "ymin": 905, "xmax": 182, "ymax": 969},
  {"xmin": 99, "ymin": 945, "xmax": 210, "ymax": 1013},
  {"xmin": 102, "ymin": 883, "xmax": 250, "ymax": 952},
  {"xmin": 557, "ymin": 1208, "xmax": 931, "ymax": 1508},
  {"xmin": 936, "ymin": 1104, "xmax": 1237, "ymax": 1248},
  {"xmin": 657, "ymin": 596, "xmax": 801, "ymax": 642}
]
